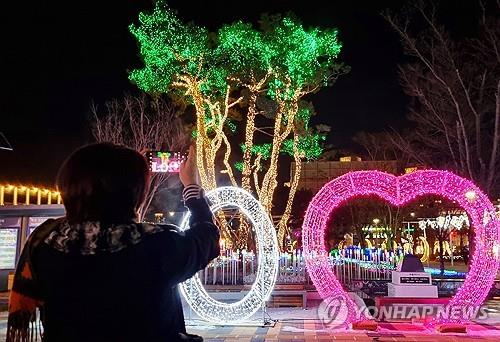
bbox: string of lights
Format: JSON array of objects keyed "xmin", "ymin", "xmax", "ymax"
[
  {"xmin": 129, "ymin": 1, "xmax": 341, "ymax": 249},
  {"xmin": 178, "ymin": 187, "xmax": 279, "ymax": 324},
  {"xmin": 0, "ymin": 184, "xmax": 62, "ymax": 205},
  {"xmin": 302, "ymin": 170, "xmax": 500, "ymax": 326}
]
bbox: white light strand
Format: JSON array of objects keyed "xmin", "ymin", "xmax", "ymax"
[
  {"xmin": 419, "ymin": 214, "xmax": 470, "ymax": 230},
  {"xmin": 302, "ymin": 170, "xmax": 500, "ymax": 326},
  {"xmin": 179, "ymin": 186, "xmax": 279, "ymax": 324}
]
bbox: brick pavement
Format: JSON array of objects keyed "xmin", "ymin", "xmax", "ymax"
[
  {"xmin": 184, "ymin": 301, "xmax": 500, "ymax": 342},
  {"xmin": 0, "ymin": 303, "xmax": 498, "ymax": 341},
  {"xmin": 186, "ymin": 319, "xmax": 500, "ymax": 341}
]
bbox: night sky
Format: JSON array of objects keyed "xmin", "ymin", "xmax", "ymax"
[{"xmin": 0, "ymin": 0, "xmax": 475, "ymax": 186}]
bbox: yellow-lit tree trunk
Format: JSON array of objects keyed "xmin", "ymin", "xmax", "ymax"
[
  {"xmin": 236, "ymin": 74, "xmax": 270, "ymax": 249},
  {"xmin": 187, "ymin": 81, "xmax": 216, "ymax": 190},
  {"xmin": 241, "ymin": 73, "xmax": 269, "ymax": 193},
  {"xmin": 241, "ymin": 91, "xmax": 258, "ymax": 193},
  {"xmin": 184, "ymin": 76, "xmax": 310, "ymax": 251},
  {"xmin": 258, "ymin": 94, "xmax": 298, "ymax": 215},
  {"xmin": 185, "ymin": 79, "xmax": 235, "ymax": 241},
  {"xmin": 276, "ymin": 131, "xmax": 303, "ymax": 249}
]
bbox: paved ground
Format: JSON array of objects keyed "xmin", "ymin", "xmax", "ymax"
[
  {"xmin": 0, "ymin": 301, "xmax": 499, "ymax": 341},
  {"xmin": 183, "ymin": 301, "xmax": 500, "ymax": 341},
  {"xmin": 187, "ymin": 320, "xmax": 500, "ymax": 341}
]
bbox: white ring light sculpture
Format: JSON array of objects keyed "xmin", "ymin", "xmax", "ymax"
[{"xmin": 178, "ymin": 186, "xmax": 279, "ymax": 324}]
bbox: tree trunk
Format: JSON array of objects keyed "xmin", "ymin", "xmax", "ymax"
[
  {"xmin": 276, "ymin": 132, "xmax": 302, "ymax": 250},
  {"xmin": 439, "ymin": 237, "xmax": 445, "ymax": 276},
  {"xmin": 241, "ymin": 91, "xmax": 258, "ymax": 192},
  {"xmin": 468, "ymin": 225, "xmax": 475, "ymax": 271}
]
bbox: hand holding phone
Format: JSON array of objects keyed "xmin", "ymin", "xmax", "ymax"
[{"xmin": 179, "ymin": 146, "xmax": 199, "ymax": 186}]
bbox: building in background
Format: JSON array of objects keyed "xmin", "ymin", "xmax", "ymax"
[{"xmin": 291, "ymin": 157, "xmax": 403, "ymax": 193}]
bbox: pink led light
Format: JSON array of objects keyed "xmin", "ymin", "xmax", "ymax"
[{"xmin": 302, "ymin": 170, "xmax": 500, "ymax": 326}]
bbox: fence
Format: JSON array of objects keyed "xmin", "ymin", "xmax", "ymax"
[{"xmin": 198, "ymin": 247, "xmax": 410, "ymax": 286}]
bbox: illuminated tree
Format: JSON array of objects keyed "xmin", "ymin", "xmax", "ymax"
[
  {"xmin": 327, "ymin": 196, "xmax": 407, "ymax": 251},
  {"xmin": 129, "ymin": 1, "xmax": 345, "ymax": 249},
  {"xmin": 421, "ymin": 211, "xmax": 469, "ymax": 276}
]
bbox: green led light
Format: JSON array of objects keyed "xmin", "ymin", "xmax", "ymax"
[
  {"xmin": 226, "ymin": 120, "xmax": 237, "ymax": 133},
  {"xmin": 282, "ymin": 133, "xmax": 326, "ymax": 160},
  {"xmin": 129, "ymin": 1, "xmax": 342, "ymax": 99},
  {"xmin": 234, "ymin": 161, "xmax": 244, "ymax": 172},
  {"xmin": 129, "ymin": 0, "xmax": 341, "ymax": 223},
  {"xmin": 241, "ymin": 143, "xmax": 273, "ymax": 160}
]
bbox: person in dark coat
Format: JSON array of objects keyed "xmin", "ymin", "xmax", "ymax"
[{"xmin": 7, "ymin": 143, "xmax": 219, "ymax": 342}]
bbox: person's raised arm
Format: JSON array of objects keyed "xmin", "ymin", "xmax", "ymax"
[
  {"xmin": 179, "ymin": 145, "xmax": 214, "ymax": 225},
  {"xmin": 163, "ymin": 146, "xmax": 220, "ymax": 286}
]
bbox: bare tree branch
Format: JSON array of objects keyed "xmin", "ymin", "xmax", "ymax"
[
  {"xmin": 91, "ymin": 93, "xmax": 189, "ymax": 221},
  {"xmin": 382, "ymin": 0, "xmax": 500, "ymax": 195}
]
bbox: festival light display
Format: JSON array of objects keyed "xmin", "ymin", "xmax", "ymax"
[
  {"xmin": 416, "ymin": 236, "xmax": 430, "ymax": 263},
  {"xmin": 0, "ymin": 184, "xmax": 61, "ymax": 205},
  {"xmin": 179, "ymin": 187, "xmax": 279, "ymax": 324},
  {"xmin": 129, "ymin": 1, "xmax": 341, "ymax": 248},
  {"xmin": 340, "ymin": 254, "xmax": 466, "ymax": 278},
  {"xmin": 302, "ymin": 170, "xmax": 500, "ymax": 326},
  {"xmin": 419, "ymin": 214, "xmax": 470, "ymax": 231}
]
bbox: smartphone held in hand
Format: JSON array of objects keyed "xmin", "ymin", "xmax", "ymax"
[{"xmin": 147, "ymin": 151, "xmax": 187, "ymax": 173}]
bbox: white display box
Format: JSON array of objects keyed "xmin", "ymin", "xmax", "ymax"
[
  {"xmin": 387, "ymin": 283, "xmax": 438, "ymax": 298},
  {"xmin": 391, "ymin": 271, "xmax": 432, "ymax": 285}
]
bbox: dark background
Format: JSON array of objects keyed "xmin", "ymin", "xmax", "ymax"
[{"xmin": 0, "ymin": 0, "xmax": 476, "ymax": 186}]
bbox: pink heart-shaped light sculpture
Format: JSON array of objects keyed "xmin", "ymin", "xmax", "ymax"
[{"xmin": 302, "ymin": 170, "xmax": 500, "ymax": 326}]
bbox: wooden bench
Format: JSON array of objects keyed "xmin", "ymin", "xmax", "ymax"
[
  {"xmin": 269, "ymin": 285, "xmax": 307, "ymax": 308},
  {"xmin": 204, "ymin": 284, "xmax": 243, "ymax": 292},
  {"xmin": 202, "ymin": 284, "xmax": 308, "ymax": 308}
]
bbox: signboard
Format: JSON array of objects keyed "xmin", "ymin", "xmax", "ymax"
[
  {"xmin": 0, "ymin": 217, "xmax": 21, "ymax": 269},
  {"xmin": 400, "ymin": 276, "xmax": 431, "ymax": 284},
  {"xmin": 0, "ymin": 229, "xmax": 19, "ymax": 269},
  {"xmin": 0, "ymin": 217, "xmax": 21, "ymax": 228},
  {"xmin": 28, "ymin": 217, "xmax": 53, "ymax": 236},
  {"xmin": 391, "ymin": 271, "xmax": 432, "ymax": 285}
]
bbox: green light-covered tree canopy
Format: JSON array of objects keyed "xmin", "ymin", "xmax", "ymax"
[
  {"xmin": 129, "ymin": 0, "xmax": 343, "ymax": 99},
  {"xmin": 129, "ymin": 0, "xmax": 346, "ymax": 249}
]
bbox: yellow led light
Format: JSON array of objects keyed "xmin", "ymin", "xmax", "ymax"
[{"xmin": 0, "ymin": 184, "xmax": 59, "ymax": 206}]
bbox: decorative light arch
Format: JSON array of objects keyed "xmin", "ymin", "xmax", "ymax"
[
  {"xmin": 302, "ymin": 170, "xmax": 500, "ymax": 325},
  {"xmin": 179, "ymin": 186, "xmax": 279, "ymax": 324}
]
